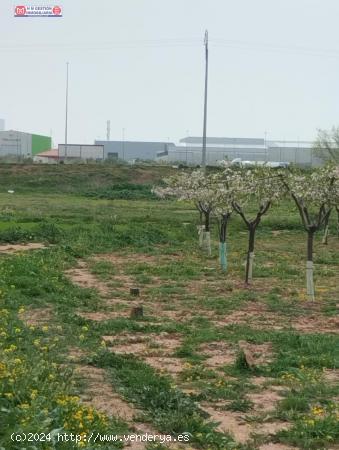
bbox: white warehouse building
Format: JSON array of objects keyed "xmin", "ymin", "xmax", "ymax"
[{"xmin": 157, "ymin": 137, "xmax": 323, "ymax": 167}]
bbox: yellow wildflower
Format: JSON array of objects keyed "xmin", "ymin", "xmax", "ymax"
[
  {"xmin": 30, "ymin": 390, "xmax": 38, "ymax": 400},
  {"xmin": 19, "ymin": 403, "xmax": 29, "ymax": 409}
]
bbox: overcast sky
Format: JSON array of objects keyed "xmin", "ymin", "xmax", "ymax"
[{"xmin": 1, "ymin": 0, "xmax": 339, "ymax": 146}]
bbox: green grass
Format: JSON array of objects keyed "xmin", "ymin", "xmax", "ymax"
[
  {"xmin": 92, "ymin": 352, "xmax": 236, "ymax": 448},
  {"xmin": 0, "ymin": 164, "xmax": 338, "ymax": 450}
]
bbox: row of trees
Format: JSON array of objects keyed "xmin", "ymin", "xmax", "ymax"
[{"xmin": 154, "ymin": 165, "xmax": 339, "ymax": 301}]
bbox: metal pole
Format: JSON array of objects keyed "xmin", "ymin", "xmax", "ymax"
[
  {"xmin": 186, "ymin": 129, "xmax": 189, "ymax": 164},
  {"xmin": 122, "ymin": 128, "xmax": 125, "ymax": 160},
  {"xmin": 65, "ymin": 62, "xmax": 69, "ymax": 159},
  {"xmin": 202, "ymin": 30, "xmax": 208, "ymax": 171},
  {"xmin": 106, "ymin": 120, "xmax": 110, "ymax": 141}
]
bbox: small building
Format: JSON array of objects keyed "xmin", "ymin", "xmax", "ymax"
[
  {"xmin": 33, "ymin": 149, "xmax": 59, "ymax": 164},
  {"xmin": 58, "ymin": 144, "xmax": 105, "ymax": 160},
  {"xmin": 0, "ymin": 130, "xmax": 51, "ymax": 158}
]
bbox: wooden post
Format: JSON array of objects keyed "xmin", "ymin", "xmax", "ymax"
[
  {"xmin": 130, "ymin": 287, "xmax": 140, "ymax": 296},
  {"xmin": 130, "ymin": 305, "xmax": 143, "ymax": 319}
]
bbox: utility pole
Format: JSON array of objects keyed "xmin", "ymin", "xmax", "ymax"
[
  {"xmin": 186, "ymin": 129, "xmax": 189, "ymax": 164},
  {"xmin": 106, "ymin": 120, "xmax": 111, "ymax": 141},
  {"xmin": 65, "ymin": 62, "xmax": 69, "ymax": 158},
  {"xmin": 122, "ymin": 128, "xmax": 125, "ymax": 160},
  {"xmin": 202, "ymin": 30, "xmax": 208, "ymax": 171}
]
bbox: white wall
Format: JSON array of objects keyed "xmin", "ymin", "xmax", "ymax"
[
  {"xmin": 58, "ymin": 144, "xmax": 104, "ymax": 159},
  {"xmin": 0, "ymin": 130, "xmax": 32, "ymax": 157}
]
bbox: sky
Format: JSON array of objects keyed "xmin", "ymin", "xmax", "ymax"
[{"xmin": 1, "ymin": 0, "xmax": 339, "ymax": 146}]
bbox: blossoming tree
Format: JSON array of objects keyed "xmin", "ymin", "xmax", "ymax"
[
  {"xmin": 281, "ymin": 166, "xmax": 338, "ymax": 301},
  {"xmin": 211, "ymin": 169, "xmax": 236, "ymax": 271},
  {"xmin": 231, "ymin": 168, "xmax": 282, "ymax": 284},
  {"xmin": 153, "ymin": 170, "xmax": 216, "ymax": 255}
]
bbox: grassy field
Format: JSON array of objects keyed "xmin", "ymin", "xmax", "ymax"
[{"xmin": 0, "ymin": 164, "xmax": 338, "ymax": 450}]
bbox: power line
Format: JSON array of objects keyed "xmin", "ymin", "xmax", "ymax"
[
  {"xmin": 2, "ymin": 38, "xmax": 339, "ymax": 59},
  {"xmin": 0, "ymin": 38, "xmax": 202, "ymax": 52},
  {"xmin": 210, "ymin": 38, "xmax": 339, "ymax": 58}
]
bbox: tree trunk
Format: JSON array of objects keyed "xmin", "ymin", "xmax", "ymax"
[
  {"xmin": 322, "ymin": 211, "xmax": 331, "ymax": 244},
  {"xmin": 219, "ymin": 242, "xmax": 227, "ymax": 271},
  {"xmin": 197, "ymin": 224, "xmax": 205, "ymax": 247},
  {"xmin": 306, "ymin": 230, "xmax": 315, "ymax": 301},
  {"xmin": 322, "ymin": 224, "xmax": 329, "ymax": 245},
  {"xmin": 203, "ymin": 211, "xmax": 211, "ymax": 256},
  {"xmin": 204, "ymin": 230, "xmax": 212, "ymax": 256},
  {"xmin": 204, "ymin": 211, "xmax": 210, "ymax": 232},
  {"xmin": 245, "ymin": 227, "xmax": 256, "ymax": 284},
  {"xmin": 219, "ymin": 218, "xmax": 228, "ymax": 271}
]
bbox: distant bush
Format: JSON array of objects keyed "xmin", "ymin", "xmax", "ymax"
[
  {"xmin": 34, "ymin": 222, "xmax": 64, "ymax": 244},
  {"xmin": 0, "ymin": 227, "xmax": 33, "ymax": 243},
  {"xmin": 84, "ymin": 183, "xmax": 156, "ymax": 200}
]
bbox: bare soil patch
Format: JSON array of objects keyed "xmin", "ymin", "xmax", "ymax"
[
  {"xmin": 95, "ymin": 252, "xmax": 182, "ymax": 267},
  {"xmin": 199, "ymin": 341, "xmax": 236, "ymax": 368},
  {"xmin": 65, "ymin": 257, "xmax": 163, "ymax": 301},
  {"xmin": 110, "ymin": 274, "xmax": 135, "ymax": 290},
  {"xmin": 104, "ymin": 332, "xmax": 182, "ymax": 356},
  {"xmin": 103, "ymin": 332, "xmax": 185, "ymax": 377},
  {"xmin": 202, "ymin": 404, "xmax": 290, "ymax": 445},
  {"xmin": 76, "ymin": 300, "xmax": 157, "ymax": 323},
  {"xmin": 323, "ymin": 369, "xmax": 339, "ymax": 384},
  {"xmin": 65, "ymin": 261, "xmax": 110, "ymax": 295},
  {"xmin": 157, "ymin": 307, "xmax": 195, "ymax": 322},
  {"xmin": 75, "ymin": 365, "xmax": 138, "ymax": 421},
  {"xmin": 250, "ymin": 376, "xmax": 275, "ymax": 387},
  {"xmin": 67, "ymin": 347, "xmax": 87, "ymax": 363},
  {"xmin": 248, "ymin": 389, "xmax": 283, "ymax": 413},
  {"xmin": 291, "ymin": 314, "xmax": 339, "ymax": 334},
  {"xmin": 259, "ymin": 444, "xmax": 297, "ymax": 450},
  {"xmin": 19, "ymin": 307, "xmax": 53, "ymax": 327},
  {"xmin": 95, "ymin": 253, "xmax": 159, "ymax": 266},
  {"xmin": 77, "ymin": 310, "xmax": 121, "ymax": 321},
  {"xmin": 144, "ymin": 356, "xmax": 185, "ymax": 376},
  {"xmin": 201, "ymin": 404, "xmax": 252, "ymax": 443},
  {"xmin": 258, "ymin": 421, "xmax": 290, "ymax": 434},
  {"xmin": 211, "ymin": 302, "xmax": 286, "ymax": 331},
  {"xmin": 0, "ymin": 242, "xmax": 46, "ymax": 254}
]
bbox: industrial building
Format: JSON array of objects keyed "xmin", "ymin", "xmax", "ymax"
[
  {"xmin": 92, "ymin": 136, "xmax": 322, "ymax": 167},
  {"xmin": 0, "ymin": 130, "xmax": 51, "ymax": 158},
  {"xmin": 156, "ymin": 136, "xmax": 322, "ymax": 167},
  {"xmin": 95, "ymin": 140, "xmax": 173, "ymax": 161},
  {"xmin": 9, "ymin": 131, "xmax": 320, "ymax": 168}
]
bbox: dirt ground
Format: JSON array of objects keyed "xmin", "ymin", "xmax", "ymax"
[{"xmin": 60, "ymin": 252, "xmax": 338, "ymax": 449}]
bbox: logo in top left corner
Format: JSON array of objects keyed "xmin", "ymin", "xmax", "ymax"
[
  {"xmin": 15, "ymin": 5, "xmax": 27, "ymax": 16},
  {"xmin": 14, "ymin": 5, "xmax": 63, "ymax": 17}
]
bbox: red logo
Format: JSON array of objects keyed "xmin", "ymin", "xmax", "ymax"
[
  {"xmin": 52, "ymin": 5, "xmax": 62, "ymax": 15},
  {"xmin": 15, "ymin": 5, "xmax": 26, "ymax": 15}
]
